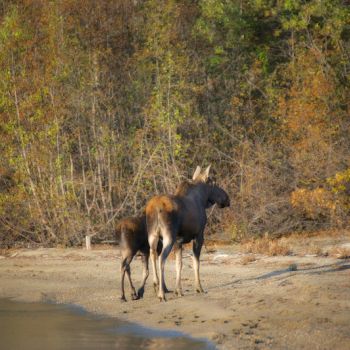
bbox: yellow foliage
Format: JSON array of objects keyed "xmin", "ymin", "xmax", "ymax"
[
  {"xmin": 327, "ymin": 169, "xmax": 350, "ymax": 210},
  {"xmin": 327, "ymin": 169, "xmax": 350, "ymax": 194},
  {"xmin": 291, "ymin": 188, "xmax": 334, "ymax": 219}
]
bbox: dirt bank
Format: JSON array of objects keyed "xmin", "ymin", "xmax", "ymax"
[{"xmin": 1, "ymin": 234, "xmax": 349, "ymax": 349}]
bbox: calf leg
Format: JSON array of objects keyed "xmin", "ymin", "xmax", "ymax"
[
  {"xmin": 120, "ymin": 256, "xmax": 127, "ymax": 302},
  {"xmin": 192, "ymin": 234, "xmax": 204, "ymax": 293},
  {"xmin": 125, "ymin": 262, "xmax": 138, "ymax": 300},
  {"xmin": 137, "ymin": 254, "xmax": 149, "ymax": 298},
  {"xmin": 120, "ymin": 252, "xmax": 136, "ymax": 301},
  {"xmin": 174, "ymin": 244, "xmax": 184, "ymax": 296}
]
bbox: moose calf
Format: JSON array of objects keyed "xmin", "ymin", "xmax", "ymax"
[{"xmin": 116, "ymin": 215, "xmax": 162, "ymax": 302}]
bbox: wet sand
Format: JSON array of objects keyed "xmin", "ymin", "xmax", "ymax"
[
  {"xmin": 0, "ymin": 235, "xmax": 349, "ymax": 349},
  {"xmin": 0, "ymin": 298, "xmax": 212, "ymax": 350}
]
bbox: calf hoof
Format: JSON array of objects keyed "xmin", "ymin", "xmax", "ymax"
[
  {"xmin": 153, "ymin": 282, "xmax": 159, "ymax": 294},
  {"xmin": 196, "ymin": 287, "xmax": 205, "ymax": 294},
  {"xmin": 137, "ymin": 287, "xmax": 145, "ymax": 299},
  {"xmin": 120, "ymin": 296, "xmax": 127, "ymax": 302}
]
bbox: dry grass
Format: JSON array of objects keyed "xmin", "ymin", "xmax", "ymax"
[
  {"xmin": 240, "ymin": 255, "xmax": 257, "ymax": 265},
  {"xmin": 282, "ymin": 229, "xmax": 350, "ymax": 242},
  {"xmin": 278, "ymin": 229, "xmax": 350, "ymax": 257},
  {"xmin": 305, "ymin": 245, "xmax": 324, "ymax": 256},
  {"xmin": 328, "ymin": 247, "xmax": 350, "ymax": 259},
  {"xmin": 0, "ymin": 248, "xmax": 20, "ymax": 257},
  {"xmin": 241, "ymin": 236, "xmax": 291, "ymax": 256}
]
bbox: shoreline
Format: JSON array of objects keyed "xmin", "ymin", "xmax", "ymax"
[
  {"xmin": 1, "ymin": 239, "xmax": 350, "ymax": 349},
  {"xmin": 0, "ymin": 297, "xmax": 216, "ymax": 350}
]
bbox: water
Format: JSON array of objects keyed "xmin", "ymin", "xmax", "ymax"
[{"xmin": 0, "ymin": 299, "xmax": 214, "ymax": 350}]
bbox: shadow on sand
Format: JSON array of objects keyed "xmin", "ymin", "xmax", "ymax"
[
  {"xmin": 256, "ymin": 261, "xmax": 350, "ymax": 280},
  {"xmin": 211, "ymin": 259, "xmax": 350, "ymax": 290}
]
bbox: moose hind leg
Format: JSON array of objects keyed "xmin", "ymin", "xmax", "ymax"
[
  {"xmin": 149, "ymin": 234, "xmax": 160, "ymax": 294},
  {"xmin": 158, "ymin": 235, "xmax": 174, "ymax": 302},
  {"xmin": 156, "ymin": 239, "xmax": 169, "ymax": 293},
  {"xmin": 137, "ymin": 254, "xmax": 149, "ymax": 298},
  {"xmin": 174, "ymin": 244, "xmax": 184, "ymax": 296},
  {"xmin": 125, "ymin": 262, "xmax": 138, "ymax": 300},
  {"xmin": 122, "ymin": 253, "xmax": 138, "ymax": 301},
  {"xmin": 120, "ymin": 254, "xmax": 130, "ymax": 302}
]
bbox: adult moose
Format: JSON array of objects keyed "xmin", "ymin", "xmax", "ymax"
[{"xmin": 146, "ymin": 165, "xmax": 230, "ymax": 301}]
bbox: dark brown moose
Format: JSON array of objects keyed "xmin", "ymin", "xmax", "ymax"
[
  {"xmin": 145, "ymin": 165, "xmax": 230, "ymax": 301},
  {"xmin": 117, "ymin": 215, "xmax": 164, "ymax": 302}
]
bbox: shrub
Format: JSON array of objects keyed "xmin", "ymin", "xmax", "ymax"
[
  {"xmin": 290, "ymin": 188, "xmax": 334, "ymax": 220},
  {"xmin": 241, "ymin": 235, "xmax": 291, "ymax": 256}
]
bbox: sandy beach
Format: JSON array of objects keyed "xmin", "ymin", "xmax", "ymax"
[{"xmin": 1, "ymin": 233, "xmax": 349, "ymax": 349}]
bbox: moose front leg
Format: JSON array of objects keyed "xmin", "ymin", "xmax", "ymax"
[{"xmin": 192, "ymin": 234, "xmax": 204, "ymax": 294}]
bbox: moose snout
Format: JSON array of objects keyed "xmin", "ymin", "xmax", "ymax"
[{"xmin": 220, "ymin": 196, "xmax": 230, "ymax": 208}]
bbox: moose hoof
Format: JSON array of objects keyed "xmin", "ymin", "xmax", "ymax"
[
  {"xmin": 137, "ymin": 287, "xmax": 145, "ymax": 299},
  {"xmin": 196, "ymin": 287, "xmax": 205, "ymax": 294},
  {"xmin": 131, "ymin": 293, "xmax": 140, "ymax": 301},
  {"xmin": 158, "ymin": 293, "xmax": 167, "ymax": 302},
  {"xmin": 153, "ymin": 283, "xmax": 159, "ymax": 294},
  {"xmin": 120, "ymin": 296, "xmax": 127, "ymax": 302},
  {"xmin": 175, "ymin": 289, "xmax": 184, "ymax": 297}
]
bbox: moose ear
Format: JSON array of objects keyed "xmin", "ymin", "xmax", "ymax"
[
  {"xmin": 202, "ymin": 165, "xmax": 211, "ymax": 181},
  {"xmin": 192, "ymin": 166, "xmax": 202, "ymax": 181}
]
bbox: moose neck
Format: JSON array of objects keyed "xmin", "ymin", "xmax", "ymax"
[{"xmin": 184, "ymin": 182, "xmax": 210, "ymax": 208}]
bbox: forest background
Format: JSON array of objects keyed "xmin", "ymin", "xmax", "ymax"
[{"xmin": 0, "ymin": 0, "xmax": 349, "ymax": 247}]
